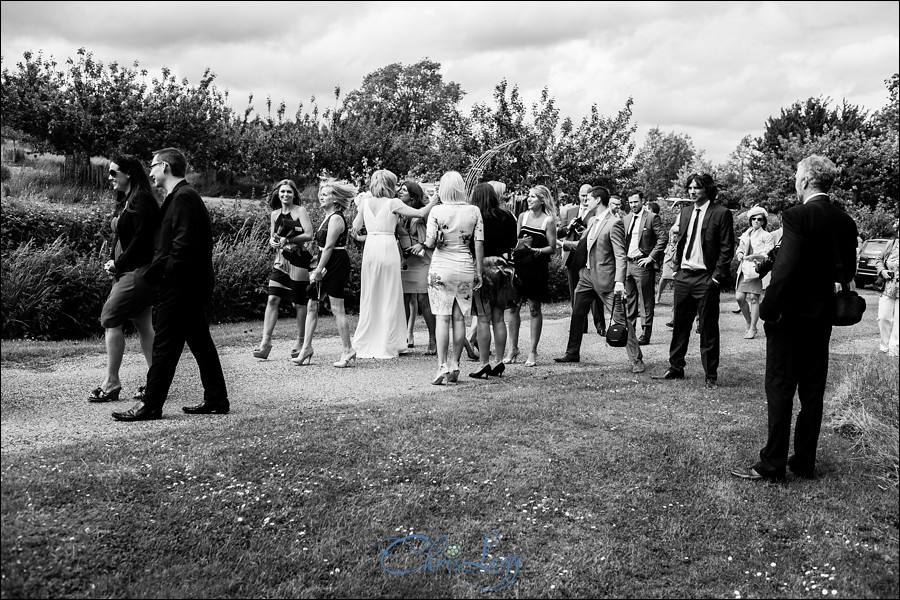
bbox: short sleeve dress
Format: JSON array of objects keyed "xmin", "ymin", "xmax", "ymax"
[{"xmin": 426, "ymin": 204, "xmax": 484, "ymax": 316}]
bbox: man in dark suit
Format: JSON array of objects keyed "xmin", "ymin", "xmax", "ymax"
[
  {"xmin": 732, "ymin": 155, "xmax": 858, "ymax": 481},
  {"xmin": 558, "ymin": 183, "xmax": 604, "ymax": 335},
  {"xmin": 113, "ymin": 147, "xmax": 229, "ymax": 421},
  {"xmin": 622, "ymin": 192, "xmax": 668, "ymax": 344},
  {"xmin": 554, "ymin": 186, "xmax": 644, "ymax": 373},
  {"xmin": 652, "ymin": 173, "xmax": 734, "ymax": 389}
]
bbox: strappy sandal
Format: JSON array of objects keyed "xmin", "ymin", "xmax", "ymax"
[
  {"xmin": 88, "ymin": 386, "xmax": 121, "ymax": 403},
  {"xmin": 133, "ymin": 385, "xmax": 146, "ymax": 400}
]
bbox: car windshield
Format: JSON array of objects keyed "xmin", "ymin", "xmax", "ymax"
[{"xmin": 861, "ymin": 240, "xmax": 889, "ymax": 254}]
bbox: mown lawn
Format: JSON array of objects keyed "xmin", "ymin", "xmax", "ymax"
[{"xmin": 1, "ymin": 307, "xmax": 898, "ymax": 598}]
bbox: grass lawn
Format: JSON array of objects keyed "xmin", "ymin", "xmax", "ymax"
[{"xmin": 1, "ymin": 300, "xmax": 897, "ymax": 598}]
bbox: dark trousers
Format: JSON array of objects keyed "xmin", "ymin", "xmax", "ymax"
[
  {"xmin": 565, "ymin": 288, "xmax": 641, "ymax": 363},
  {"xmin": 625, "ymin": 260, "xmax": 656, "ymax": 339},
  {"xmin": 567, "ymin": 267, "xmax": 604, "ymax": 332},
  {"xmin": 143, "ymin": 285, "xmax": 228, "ymax": 409},
  {"xmin": 668, "ymin": 270, "xmax": 720, "ymax": 379},
  {"xmin": 753, "ymin": 318, "xmax": 832, "ymax": 478}
]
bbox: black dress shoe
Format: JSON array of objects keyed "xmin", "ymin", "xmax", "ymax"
[
  {"xmin": 638, "ymin": 336, "xmax": 649, "ymax": 346},
  {"xmin": 553, "ymin": 355, "xmax": 581, "ymax": 363},
  {"xmin": 651, "ymin": 368, "xmax": 684, "ymax": 380},
  {"xmin": 112, "ymin": 402, "xmax": 162, "ymax": 422},
  {"xmin": 183, "ymin": 400, "xmax": 230, "ymax": 415},
  {"xmin": 705, "ymin": 378, "xmax": 718, "ymax": 390}
]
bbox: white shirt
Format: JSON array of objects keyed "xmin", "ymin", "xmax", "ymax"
[
  {"xmin": 681, "ymin": 200, "xmax": 711, "ymax": 271},
  {"xmin": 804, "ymin": 192, "xmax": 828, "ymax": 204},
  {"xmin": 626, "ymin": 209, "xmax": 644, "ymax": 259}
]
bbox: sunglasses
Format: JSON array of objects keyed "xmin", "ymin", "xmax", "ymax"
[
  {"xmin": 109, "ymin": 169, "xmax": 123, "ymax": 177},
  {"xmin": 750, "ymin": 217, "xmax": 764, "ymax": 222}
]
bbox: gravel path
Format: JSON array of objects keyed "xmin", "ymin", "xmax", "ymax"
[{"xmin": 1, "ymin": 297, "xmax": 881, "ymax": 455}]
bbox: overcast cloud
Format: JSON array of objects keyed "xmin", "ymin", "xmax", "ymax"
[{"xmin": 2, "ymin": 0, "xmax": 897, "ymax": 164}]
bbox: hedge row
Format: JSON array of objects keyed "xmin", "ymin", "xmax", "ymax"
[{"xmin": 4, "ymin": 196, "xmax": 771, "ymax": 340}]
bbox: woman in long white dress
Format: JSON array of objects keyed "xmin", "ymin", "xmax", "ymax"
[{"xmin": 352, "ymin": 169, "xmax": 438, "ymax": 358}]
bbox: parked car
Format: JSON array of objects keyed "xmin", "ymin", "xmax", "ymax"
[{"xmin": 856, "ymin": 238, "xmax": 890, "ymax": 289}]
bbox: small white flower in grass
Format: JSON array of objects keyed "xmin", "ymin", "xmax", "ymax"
[
  {"xmin": 728, "ymin": 556, "xmax": 733, "ymax": 561},
  {"xmin": 770, "ymin": 562, "xmax": 776, "ymax": 567}
]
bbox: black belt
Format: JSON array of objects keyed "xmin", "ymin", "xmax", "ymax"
[{"xmin": 680, "ymin": 268, "xmax": 707, "ymax": 275}]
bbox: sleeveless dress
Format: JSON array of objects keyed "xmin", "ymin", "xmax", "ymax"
[
  {"xmin": 352, "ymin": 196, "xmax": 408, "ymax": 358},
  {"xmin": 312, "ymin": 211, "xmax": 351, "ymax": 300},
  {"xmin": 426, "ymin": 204, "xmax": 484, "ymax": 316},
  {"xmin": 514, "ymin": 214, "xmax": 553, "ymax": 302},
  {"xmin": 269, "ymin": 209, "xmax": 311, "ymax": 304}
]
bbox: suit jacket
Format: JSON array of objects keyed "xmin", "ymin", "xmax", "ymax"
[
  {"xmin": 673, "ymin": 201, "xmax": 735, "ymax": 282},
  {"xmin": 622, "ymin": 209, "xmax": 668, "ymax": 265},
  {"xmin": 558, "ymin": 205, "xmax": 598, "ymax": 269},
  {"xmin": 143, "ymin": 180, "xmax": 215, "ymax": 297},
  {"xmin": 576, "ymin": 211, "xmax": 626, "ymax": 293},
  {"xmin": 760, "ymin": 196, "xmax": 858, "ymax": 322}
]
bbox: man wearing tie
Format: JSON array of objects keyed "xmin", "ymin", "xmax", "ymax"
[
  {"xmin": 652, "ymin": 173, "xmax": 734, "ymax": 389},
  {"xmin": 558, "ymin": 183, "xmax": 605, "ymax": 335},
  {"xmin": 622, "ymin": 192, "xmax": 668, "ymax": 345},
  {"xmin": 554, "ymin": 186, "xmax": 644, "ymax": 373}
]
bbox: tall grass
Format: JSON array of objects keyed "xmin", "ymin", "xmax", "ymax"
[
  {"xmin": 0, "ymin": 237, "xmax": 109, "ymax": 340},
  {"xmin": 209, "ymin": 217, "xmax": 272, "ymax": 323},
  {"xmin": 828, "ymin": 352, "xmax": 900, "ymax": 485}
]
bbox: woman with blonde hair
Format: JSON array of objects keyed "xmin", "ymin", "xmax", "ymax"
[
  {"xmin": 293, "ymin": 180, "xmax": 358, "ymax": 366},
  {"xmin": 253, "ymin": 179, "xmax": 313, "ymax": 359},
  {"xmin": 422, "ymin": 171, "xmax": 484, "ymax": 384},
  {"xmin": 352, "ymin": 169, "xmax": 439, "ymax": 358},
  {"xmin": 505, "ymin": 184, "xmax": 557, "ymax": 367}
]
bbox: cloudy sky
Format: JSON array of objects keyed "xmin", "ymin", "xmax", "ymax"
[{"xmin": 2, "ymin": 1, "xmax": 898, "ymax": 164}]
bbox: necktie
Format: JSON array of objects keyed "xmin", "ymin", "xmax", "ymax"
[
  {"xmin": 626, "ymin": 213, "xmax": 638, "ymax": 248},
  {"xmin": 683, "ymin": 209, "xmax": 701, "ymax": 263}
]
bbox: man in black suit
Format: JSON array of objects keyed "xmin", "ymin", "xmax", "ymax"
[
  {"xmin": 558, "ymin": 183, "xmax": 604, "ymax": 334},
  {"xmin": 113, "ymin": 148, "xmax": 229, "ymax": 421},
  {"xmin": 652, "ymin": 173, "xmax": 734, "ymax": 389},
  {"xmin": 732, "ymin": 155, "xmax": 858, "ymax": 481},
  {"xmin": 622, "ymin": 192, "xmax": 668, "ymax": 345}
]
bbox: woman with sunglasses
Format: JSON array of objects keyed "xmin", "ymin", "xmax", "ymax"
[
  {"xmin": 735, "ymin": 206, "xmax": 774, "ymax": 339},
  {"xmin": 89, "ymin": 155, "xmax": 160, "ymax": 403}
]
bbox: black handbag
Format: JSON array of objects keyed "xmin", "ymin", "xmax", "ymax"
[
  {"xmin": 605, "ymin": 295, "xmax": 628, "ymax": 347},
  {"xmin": 833, "ymin": 289, "xmax": 866, "ymax": 326},
  {"xmin": 830, "ymin": 240, "xmax": 867, "ymax": 327}
]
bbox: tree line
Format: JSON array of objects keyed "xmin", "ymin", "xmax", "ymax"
[{"xmin": 2, "ymin": 48, "xmax": 897, "ymax": 219}]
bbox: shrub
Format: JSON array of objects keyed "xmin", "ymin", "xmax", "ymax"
[
  {"xmin": 1, "ymin": 197, "xmax": 113, "ymax": 254},
  {"xmin": 208, "ymin": 219, "xmax": 272, "ymax": 323},
  {"xmin": 829, "ymin": 352, "xmax": 900, "ymax": 486},
  {"xmin": 1, "ymin": 164, "xmax": 11, "ymax": 182},
  {"xmin": 1, "ymin": 237, "xmax": 110, "ymax": 340}
]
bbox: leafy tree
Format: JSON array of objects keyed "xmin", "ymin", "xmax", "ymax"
[
  {"xmin": 630, "ymin": 127, "xmax": 696, "ymax": 201},
  {"xmin": 553, "ymin": 98, "xmax": 637, "ymax": 196}
]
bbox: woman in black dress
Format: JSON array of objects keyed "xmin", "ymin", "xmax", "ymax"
[
  {"xmin": 469, "ymin": 183, "xmax": 518, "ymax": 378},
  {"xmin": 90, "ymin": 155, "xmax": 159, "ymax": 402},
  {"xmin": 294, "ymin": 180, "xmax": 357, "ymax": 367},
  {"xmin": 505, "ymin": 185, "xmax": 557, "ymax": 367}
]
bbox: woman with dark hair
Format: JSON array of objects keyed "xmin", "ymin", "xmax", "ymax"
[
  {"xmin": 294, "ymin": 180, "xmax": 358, "ymax": 366},
  {"xmin": 735, "ymin": 205, "xmax": 774, "ymax": 339},
  {"xmin": 252, "ymin": 179, "xmax": 313, "ymax": 359},
  {"xmin": 398, "ymin": 179, "xmax": 437, "ymax": 354},
  {"xmin": 468, "ymin": 183, "xmax": 517, "ymax": 378},
  {"xmin": 89, "ymin": 155, "xmax": 160, "ymax": 402},
  {"xmin": 505, "ymin": 184, "xmax": 557, "ymax": 367}
]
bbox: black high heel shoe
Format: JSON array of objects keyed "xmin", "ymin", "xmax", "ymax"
[
  {"xmin": 468, "ymin": 364, "xmax": 492, "ymax": 379},
  {"xmin": 88, "ymin": 386, "xmax": 121, "ymax": 403},
  {"xmin": 489, "ymin": 363, "xmax": 505, "ymax": 377}
]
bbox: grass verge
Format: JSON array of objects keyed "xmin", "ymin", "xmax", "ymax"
[{"xmin": 2, "ymin": 330, "xmax": 898, "ymax": 598}]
